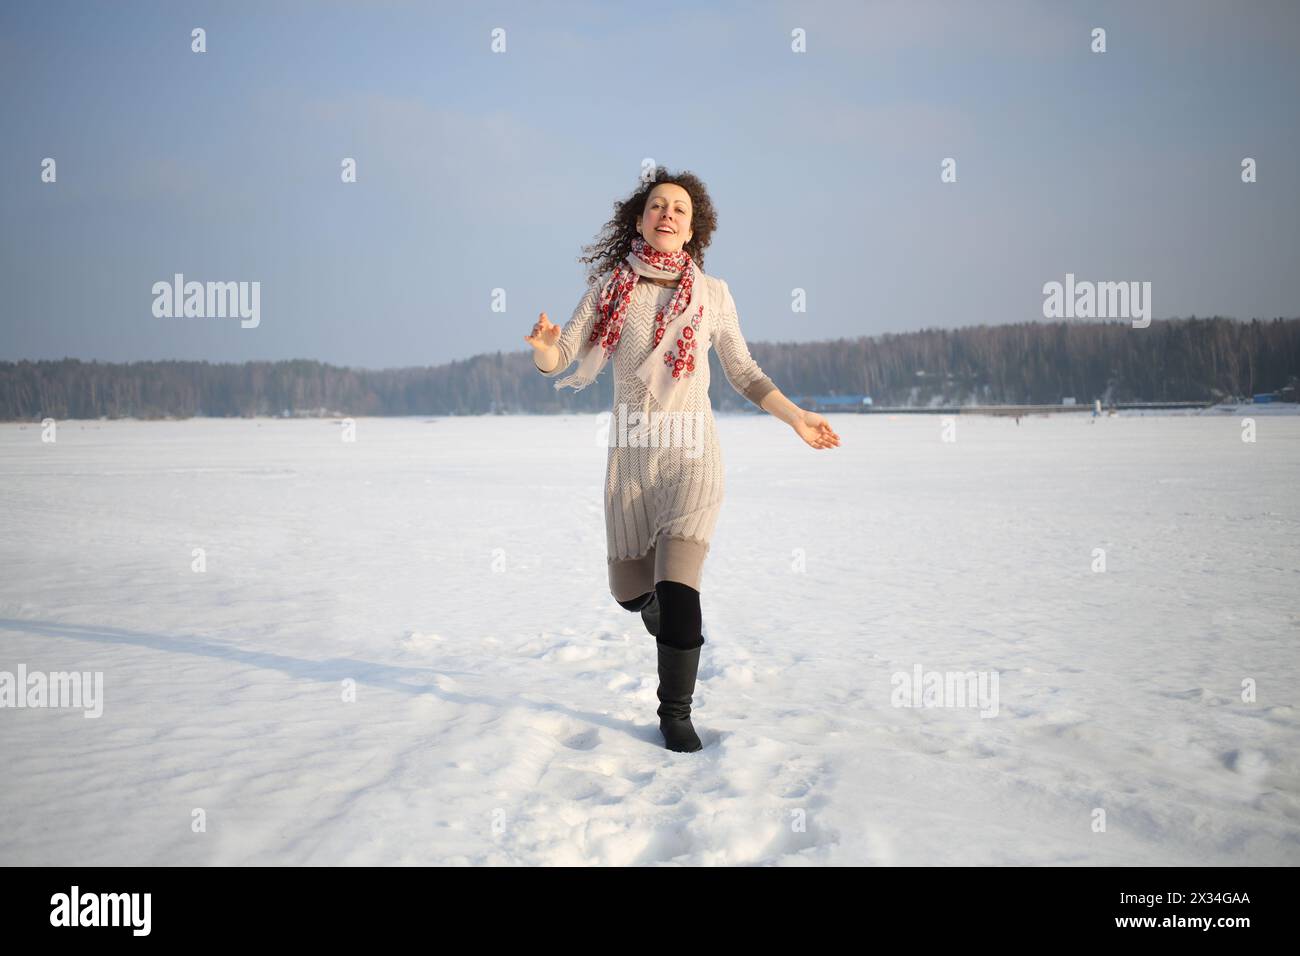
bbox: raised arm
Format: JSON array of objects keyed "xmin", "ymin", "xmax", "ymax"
[{"xmin": 533, "ymin": 283, "xmax": 604, "ymax": 376}]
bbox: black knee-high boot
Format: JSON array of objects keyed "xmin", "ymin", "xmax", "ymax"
[{"xmin": 654, "ymin": 581, "xmax": 704, "ymax": 752}]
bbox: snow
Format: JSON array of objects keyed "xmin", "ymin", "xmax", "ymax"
[{"xmin": 1, "ymin": 411, "xmax": 1298, "ymax": 865}]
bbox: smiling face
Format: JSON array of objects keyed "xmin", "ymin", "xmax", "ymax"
[{"xmin": 636, "ymin": 183, "xmax": 694, "ymax": 254}]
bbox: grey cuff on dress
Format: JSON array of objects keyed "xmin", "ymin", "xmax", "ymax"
[{"xmin": 742, "ymin": 375, "xmax": 777, "ymax": 409}]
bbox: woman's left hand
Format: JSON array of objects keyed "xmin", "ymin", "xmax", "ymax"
[{"xmin": 792, "ymin": 410, "xmax": 841, "ymax": 449}]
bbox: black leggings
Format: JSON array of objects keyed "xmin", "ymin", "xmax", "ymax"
[{"xmin": 617, "ymin": 581, "xmax": 703, "ymax": 650}]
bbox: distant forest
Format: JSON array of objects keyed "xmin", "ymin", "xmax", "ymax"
[{"xmin": 2, "ymin": 316, "xmax": 1297, "ymax": 420}]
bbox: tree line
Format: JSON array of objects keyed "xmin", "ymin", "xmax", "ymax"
[{"xmin": 1, "ymin": 316, "xmax": 1296, "ymax": 420}]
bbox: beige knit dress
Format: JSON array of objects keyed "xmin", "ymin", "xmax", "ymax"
[{"xmin": 535, "ymin": 270, "xmax": 776, "ymax": 601}]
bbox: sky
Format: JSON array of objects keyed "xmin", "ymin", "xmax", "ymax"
[{"xmin": 1, "ymin": 0, "xmax": 1298, "ymax": 369}]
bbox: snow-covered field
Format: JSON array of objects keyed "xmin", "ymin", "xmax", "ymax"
[{"xmin": 2, "ymin": 411, "xmax": 1297, "ymax": 865}]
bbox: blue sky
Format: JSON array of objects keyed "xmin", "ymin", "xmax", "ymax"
[{"xmin": 2, "ymin": 0, "xmax": 1297, "ymax": 368}]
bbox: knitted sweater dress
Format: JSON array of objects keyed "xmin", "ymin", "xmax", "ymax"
[{"xmin": 534, "ymin": 270, "xmax": 777, "ymax": 601}]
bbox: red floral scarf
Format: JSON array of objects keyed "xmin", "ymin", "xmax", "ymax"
[{"xmin": 553, "ymin": 235, "xmax": 706, "ymax": 411}]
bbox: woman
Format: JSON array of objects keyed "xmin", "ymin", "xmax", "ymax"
[{"xmin": 524, "ymin": 168, "xmax": 840, "ymax": 753}]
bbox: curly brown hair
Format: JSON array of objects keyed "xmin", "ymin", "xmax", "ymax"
[{"xmin": 578, "ymin": 167, "xmax": 718, "ymax": 287}]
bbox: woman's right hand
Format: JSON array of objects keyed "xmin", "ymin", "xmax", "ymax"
[{"xmin": 524, "ymin": 312, "xmax": 561, "ymax": 353}]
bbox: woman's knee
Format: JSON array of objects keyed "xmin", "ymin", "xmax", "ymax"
[
  {"xmin": 617, "ymin": 591, "xmax": 654, "ymax": 612},
  {"xmin": 655, "ymin": 580, "xmax": 702, "ymax": 649}
]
